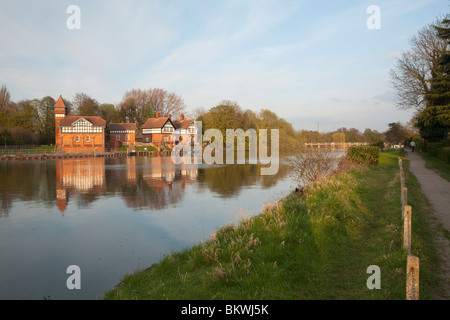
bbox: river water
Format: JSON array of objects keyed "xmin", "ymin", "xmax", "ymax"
[{"xmin": 0, "ymin": 155, "xmax": 295, "ymax": 300}]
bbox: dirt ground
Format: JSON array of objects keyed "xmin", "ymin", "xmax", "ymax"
[{"xmin": 407, "ymin": 151, "xmax": 450, "ymax": 300}]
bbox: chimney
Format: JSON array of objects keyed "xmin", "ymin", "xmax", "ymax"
[
  {"xmin": 155, "ymin": 111, "xmax": 161, "ymax": 118},
  {"xmin": 168, "ymin": 113, "xmax": 171, "ymax": 119},
  {"xmin": 180, "ymin": 114, "xmax": 184, "ymax": 121}
]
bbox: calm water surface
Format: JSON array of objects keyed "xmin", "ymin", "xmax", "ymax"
[{"xmin": 0, "ymin": 155, "xmax": 295, "ymax": 300}]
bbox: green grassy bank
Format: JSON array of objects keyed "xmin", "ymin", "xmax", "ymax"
[{"xmin": 103, "ymin": 150, "xmax": 445, "ymax": 300}]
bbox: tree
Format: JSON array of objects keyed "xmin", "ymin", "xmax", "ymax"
[
  {"xmin": 390, "ymin": 17, "xmax": 447, "ymax": 111},
  {"xmin": 332, "ymin": 132, "xmax": 345, "ymax": 143},
  {"xmin": 146, "ymin": 88, "xmax": 185, "ymax": 119},
  {"xmin": 0, "ymin": 85, "xmax": 11, "ymax": 114},
  {"xmin": 384, "ymin": 122, "xmax": 408, "ymax": 144},
  {"xmin": 416, "ymin": 16, "xmax": 450, "ymax": 141},
  {"xmin": 363, "ymin": 128, "xmax": 385, "ymax": 145},
  {"xmin": 72, "ymin": 92, "xmax": 100, "ymax": 116},
  {"xmin": 99, "ymin": 103, "xmax": 117, "ymax": 124},
  {"xmin": 119, "ymin": 89, "xmax": 155, "ymax": 130}
]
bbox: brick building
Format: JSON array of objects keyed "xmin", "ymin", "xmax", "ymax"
[
  {"xmin": 54, "ymin": 95, "xmax": 107, "ymax": 153},
  {"xmin": 108, "ymin": 123, "xmax": 136, "ymax": 149}
]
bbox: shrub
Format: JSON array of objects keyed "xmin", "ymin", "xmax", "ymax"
[
  {"xmin": 426, "ymin": 140, "xmax": 450, "ymax": 164},
  {"xmin": 346, "ymin": 146, "xmax": 379, "ymax": 165}
]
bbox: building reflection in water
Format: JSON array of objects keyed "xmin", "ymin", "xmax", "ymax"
[
  {"xmin": 55, "ymin": 158, "xmax": 106, "ymax": 213},
  {"xmin": 55, "ymin": 156, "xmax": 199, "ymax": 213}
]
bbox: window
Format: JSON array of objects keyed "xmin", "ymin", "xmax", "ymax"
[
  {"xmin": 75, "ymin": 136, "xmax": 80, "ymax": 143},
  {"xmin": 86, "ymin": 135, "xmax": 90, "ymax": 143},
  {"xmin": 145, "ymin": 137, "xmax": 149, "ymax": 142},
  {"xmin": 125, "ymin": 134, "xmax": 129, "ymax": 141},
  {"xmin": 116, "ymin": 134, "xmax": 121, "ymax": 141}
]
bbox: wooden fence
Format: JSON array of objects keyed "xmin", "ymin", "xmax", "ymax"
[{"xmin": 399, "ymin": 158, "xmax": 420, "ymax": 300}]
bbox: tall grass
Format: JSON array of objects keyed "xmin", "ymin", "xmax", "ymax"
[{"xmin": 103, "ymin": 151, "xmax": 443, "ymax": 300}]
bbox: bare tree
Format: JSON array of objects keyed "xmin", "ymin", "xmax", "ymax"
[
  {"xmin": 72, "ymin": 92, "xmax": 100, "ymax": 116},
  {"xmin": 147, "ymin": 88, "xmax": 186, "ymax": 118},
  {"xmin": 389, "ymin": 17, "xmax": 447, "ymax": 111},
  {"xmin": 119, "ymin": 88, "xmax": 186, "ymax": 129},
  {"xmin": 0, "ymin": 85, "xmax": 11, "ymax": 114},
  {"xmin": 287, "ymin": 149, "xmax": 340, "ymax": 187}
]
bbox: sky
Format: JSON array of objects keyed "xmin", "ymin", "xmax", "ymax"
[{"xmin": 0, "ymin": 0, "xmax": 448, "ymax": 133}]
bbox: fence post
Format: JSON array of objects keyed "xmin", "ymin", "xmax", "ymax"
[
  {"xmin": 406, "ymin": 255, "xmax": 420, "ymax": 300},
  {"xmin": 401, "ymin": 187, "xmax": 407, "ymax": 219},
  {"xmin": 403, "ymin": 205, "xmax": 412, "ymax": 254},
  {"xmin": 399, "ymin": 158, "xmax": 405, "ymax": 189}
]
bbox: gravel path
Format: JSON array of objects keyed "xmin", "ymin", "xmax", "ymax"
[{"xmin": 407, "ymin": 151, "xmax": 450, "ymax": 299}]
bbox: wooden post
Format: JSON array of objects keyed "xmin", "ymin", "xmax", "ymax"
[
  {"xmin": 403, "ymin": 205, "xmax": 412, "ymax": 254},
  {"xmin": 406, "ymin": 255, "xmax": 419, "ymax": 300},
  {"xmin": 402, "ymin": 187, "xmax": 407, "ymax": 219},
  {"xmin": 399, "ymin": 158, "xmax": 405, "ymax": 190}
]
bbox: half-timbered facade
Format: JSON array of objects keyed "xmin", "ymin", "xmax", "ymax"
[
  {"xmin": 141, "ymin": 112, "xmax": 176, "ymax": 147},
  {"xmin": 141, "ymin": 112, "xmax": 197, "ymax": 147},
  {"xmin": 173, "ymin": 114, "xmax": 197, "ymax": 145},
  {"xmin": 54, "ymin": 96, "xmax": 107, "ymax": 153}
]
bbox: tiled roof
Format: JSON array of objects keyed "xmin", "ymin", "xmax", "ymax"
[
  {"xmin": 58, "ymin": 116, "xmax": 106, "ymax": 127},
  {"xmin": 142, "ymin": 117, "xmax": 194, "ymax": 130},
  {"xmin": 141, "ymin": 117, "xmax": 173, "ymax": 129},
  {"xmin": 173, "ymin": 119, "xmax": 194, "ymax": 130},
  {"xmin": 108, "ymin": 123, "xmax": 136, "ymax": 131},
  {"xmin": 54, "ymin": 95, "xmax": 66, "ymax": 108}
]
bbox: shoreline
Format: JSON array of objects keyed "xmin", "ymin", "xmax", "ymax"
[{"xmin": 0, "ymin": 150, "xmax": 171, "ymax": 161}]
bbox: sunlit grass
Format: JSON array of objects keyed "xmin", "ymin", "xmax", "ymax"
[{"xmin": 103, "ymin": 150, "xmax": 444, "ymax": 300}]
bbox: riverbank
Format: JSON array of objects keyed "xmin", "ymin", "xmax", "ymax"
[
  {"xmin": 0, "ymin": 150, "xmax": 171, "ymax": 161},
  {"xmin": 102, "ymin": 150, "xmax": 445, "ymax": 300}
]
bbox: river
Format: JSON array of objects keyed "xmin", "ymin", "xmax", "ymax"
[{"xmin": 0, "ymin": 155, "xmax": 295, "ymax": 300}]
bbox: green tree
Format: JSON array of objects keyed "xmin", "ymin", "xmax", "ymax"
[
  {"xmin": 384, "ymin": 122, "xmax": 408, "ymax": 145},
  {"xmin": 363, "ymin": 128, "xmax": 385, "ymax": 145},
  {"xmin": 417, "ymin": 16, "xmax": 450, "ymax": 141},
  {"xmin": 73, "ymin": 92, "xmax": 100, "ymax": 116},
  {"xmin": 332, "ymin": 132, "xmax": 345, "ymax": 143}
]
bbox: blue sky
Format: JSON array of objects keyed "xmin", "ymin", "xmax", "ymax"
[{"xmin": 0, "ymin": 0, "xmax": 448, "ymax": 132}]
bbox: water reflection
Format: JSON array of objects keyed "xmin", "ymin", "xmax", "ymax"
[
  {"xmin": 0, "ymin": 156, "xmax": 293, "ymax": 299},
  {"xmin": 0, "ymin": 156, "xmax": 289, "ymax": 218}
]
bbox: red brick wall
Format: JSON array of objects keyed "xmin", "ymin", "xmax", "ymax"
[
  {"xmin": 108, "ymin": 132, "xmax": 136, "ymax": 146},
  {"xmin": 61, "ymin": 133, "xmax": 105, "ymax": 153}
]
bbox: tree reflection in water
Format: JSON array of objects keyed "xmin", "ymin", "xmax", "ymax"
[{"xmin": 0, "ymin": 155, "xmax": 289, "ymax": 217}]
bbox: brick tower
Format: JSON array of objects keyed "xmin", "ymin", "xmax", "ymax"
[{"xmin": 54, "ymin": 95, "xmax": 67, "ymax": 151}]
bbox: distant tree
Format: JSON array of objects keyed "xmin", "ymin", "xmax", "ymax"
[
  {"xmin": 0, "ymin": 85, "xmax": 11, "ymax": 114},
  {"xmin": 35, "ymin": 96, "xmax": 56, "ymax": 144},
  {"xmin": 363, "ymin": 128, "xmax": 385, "ymax": 145},
  {"xmin": 118, "ymin": 90, "xmax": 154, "ymax": 131},
  {"xmin": 146, "ymin": 88, "xmax": 185, "ymax": 119},
  {"xmin": 72, "ymin": 92, "xmax": 100, "ymax": 116},
  {"xmin": 384, "ymin": 122, "xmax": 408, "ymax": 144},
  {"xmin": 99, "ymin": 103, "xmax": 117, "ymax": 124},
  {"xmin": 332, "ymin": 132, "xmax": 345, "ymax": 143}
]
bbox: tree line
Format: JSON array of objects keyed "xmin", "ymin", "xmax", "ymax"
[
  {"xmin": 0, "ymin": 87, "xmax": 186, "ymax": 146},
  {"xmin": 1, "ymin": 83, "xmax": 414, "ymax": 151}
]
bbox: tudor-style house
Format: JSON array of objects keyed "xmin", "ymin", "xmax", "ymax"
[
  {"xmin": 141, "ymin": 112, "xmax": 175, "ymax": 146},
  {"xmin": 108, "ymin": 123, "xmax": 136, "ymax": 148},
  {"xmin": 54, "ymin": 95, "xmax": 107, "ymax": 153},
  {"xmin": 141, "ymin": 112, "xmax": 197, "ymax": 147},
  {"xmin": 173, "ymin": 113, "xmax": 197, "ymax": 145}
]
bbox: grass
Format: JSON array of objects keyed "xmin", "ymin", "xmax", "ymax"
[{"xmin": 102, "ymin": 150, "xmax": 445, "ymax": 300}]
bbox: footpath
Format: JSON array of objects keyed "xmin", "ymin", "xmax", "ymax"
[{"xmin": 407, "ymin": 151, "xmax": 450, "ymax": 299}]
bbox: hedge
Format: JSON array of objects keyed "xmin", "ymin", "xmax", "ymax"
[{"xmin": 346, "ymin": 146, "xmax": 379, "ymax": 165}]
